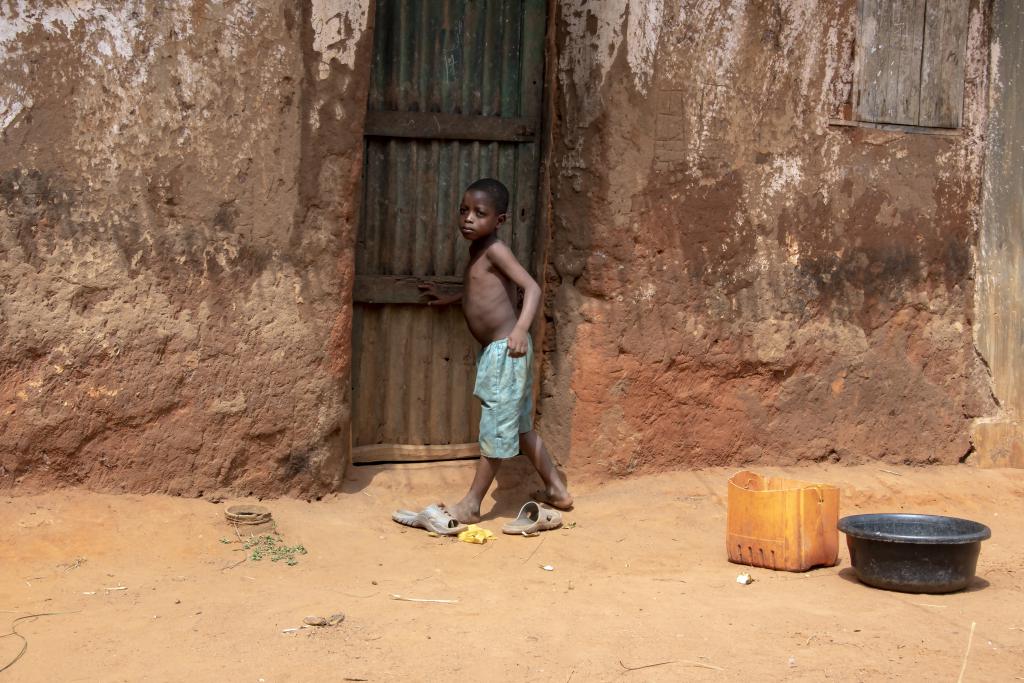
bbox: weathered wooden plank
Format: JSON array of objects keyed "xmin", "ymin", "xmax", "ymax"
[
  {"xmin": 407, "ymin": 308, "xmax": 431, "ymax": 444},
  {"xmin": 410, "ymin": 141, "xmax": 433, "ymax": 275},
  {"xmin": 354, "ymin": 274, "xmax": 463, "ymax": 304},
  {"xmin": 920, "ymin": 0, "xmax": 969, "ymax": 128},
  {"xmin": 828, "ymin": 117, "xmax": 961, "ymax": 135},
  {"xmin": 498, "ymin": 144, "xmax": 518, "ymax": 258},
  {"xmin": 384, "ymin": 306, "xmax": 411, "ymax": 442},
  {"xmin": 464, "ymin": 0, "xmax": 484, "ymax": 116},
  {"xmin": 499, "ymin": 0, "xmax": 522, "ymax": 118},
  {"xmin": 972, "ymin": 421, "xmax": 1024, "ymax": 468},
  {"xmin": 520, "ymin": 0, "xmax": 546, "ymax": 122},
  {"xmin": 472, "ymin": 140, "xmax": 483, "ymax": 190},
  {"xmin": 359, "ymin": 139, "xmax": 386, "ymax": 273},
  {"xmin": 363, "ymin": 110, "xmax": 536, "ymax": 142},
  {"xmin": 439, "ymin": 0, "xmax": 458, "ymax": 110},
  {"xmin": 356, "ymin": 306, "xmax": 385, "ymax": 445},
  {"xmin": 455, "ymin": 141, "xmax": 474, "ymax": 275},
  {"xmin": 438, "ymin": 141, "xmax": 458, "ymax": 276},
  {"xmin": 425, "ymin": 140, "xmax": 444, "ymax": 275},
  {"xmin": 453, "ymin": 314, "xmax": 480, "ymax": 444},
  {"xmin": 350, "ymin": 304, "xmax": 370, "ymax": 446},
  {"xmin": 517, "ymin": 0, "xmax": 547, "ymax": 273},
  {"xmin": 427, "ymin": 307, "xmax": 452, "ymax": 444},
  {"xmin": 414, "ymin": 0, "xmax": 431, "ymax": 112},
  {"xmin": 368, "ymin": 0, "xmax": 389, "ymax": 111},
  {"xmin": 855, "ymin": 0, "xmax": 926, "ymax": 125},
  {"xmin": 351, "ymin": 442, "xmax": 480, "ymax": 463},
  {"xmin": 392, "ymin": 140, "xmax": 414, "ymax": 275},
  {"xmin": 397, "ymin": 0, "xmax": 413, "ymax": 110},
  {"xmin": 481, "ymin": 0, "xmax": 499, "ymax": 116}
]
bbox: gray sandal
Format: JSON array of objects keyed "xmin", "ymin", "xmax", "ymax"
[
  {"xmin": 502, "ymin": 501, "xmax": 563, "ymax": 535},
  {"xmin": 392, "ymin": 504, "xmax": 467, "ymax": 536}
]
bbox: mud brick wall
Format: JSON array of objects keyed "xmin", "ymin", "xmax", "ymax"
[
  {"xmin": 540, "ymin": 0, "xmax": 996, "ymax": 477},
  {"xmin": 0, "ymin": 1, "xmax": 372, "ymax": 496},
  {"xmin": 0, "ymin": 0, "xmax": 1003, "ymax": 496}
]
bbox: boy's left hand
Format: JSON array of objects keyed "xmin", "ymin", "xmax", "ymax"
[{"xmin": 507, "ymin": 329, "xmax": 529, "ymax": 357}]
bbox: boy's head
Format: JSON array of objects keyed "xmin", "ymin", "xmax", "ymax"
[
  {"xmin": 459, "ymin": 178, "xmax": 509, "ymax": 242},
  {"xmin": 465, "ymin": 178, "xmax": 509, "ymax": 214}
]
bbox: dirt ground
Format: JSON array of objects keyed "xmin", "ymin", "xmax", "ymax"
[{"xmin": 2, "ymin": 463, "xmax": 1023, "ymax": 681}]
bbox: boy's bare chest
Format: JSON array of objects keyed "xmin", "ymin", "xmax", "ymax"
[{"xmin": 464, "ymin": 256, "xmax": 513, "ymax": 301}]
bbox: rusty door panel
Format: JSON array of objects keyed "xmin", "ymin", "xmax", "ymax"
[
  {"xmin": 363, "ymin": 111, "xmax": 537, "ymax": 142},
  {"xmin": 352, "ymin": 0, "xmax": 546, "ymax": 459}
]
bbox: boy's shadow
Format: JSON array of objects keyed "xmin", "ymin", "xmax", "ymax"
[
  {"xmin": 479, "ymin": 456, "xmax": 549, "ymax": 522},
  {"xmin": 339, "ymin": 454, "xmax": 566, "ymax": 523}
]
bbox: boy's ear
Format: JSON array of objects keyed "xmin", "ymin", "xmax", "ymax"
[{"xmin": 497, "ymin": 212, "xmax": 508, "ymax": 225}]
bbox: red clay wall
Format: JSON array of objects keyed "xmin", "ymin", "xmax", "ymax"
[
  {"xmin": 538, "ymin": 0, "xmax": 996, "ymax": 478},
  {"xmin": 0, "ymin": 1, "xmax": 372, "ymax": 496},
  {"xmin": 0, "ymin": 0, "xmax": 1000, "ymax": 496}
]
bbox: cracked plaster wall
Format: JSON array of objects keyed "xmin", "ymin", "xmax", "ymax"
[{"xmin": 1, "ymin": 0, "xmax": 372, "ymax": 496}]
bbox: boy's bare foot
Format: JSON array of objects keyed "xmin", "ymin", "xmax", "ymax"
[
  {"xmin": 445, "ymin": 498, "xmax": 481, "ymax": 524},
  {"xmin": 531, "ymin": 488, "xmax": 574, "ymax": 511}
]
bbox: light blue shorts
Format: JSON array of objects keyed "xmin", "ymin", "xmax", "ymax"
[{"xmin": 474, "ymin": 336, "xmax": 534, "ymax": 459}]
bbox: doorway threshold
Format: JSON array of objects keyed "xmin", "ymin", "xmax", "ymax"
[{"xmin": 352, "ymin": 442, "xmax": 480, "ymax": 466}]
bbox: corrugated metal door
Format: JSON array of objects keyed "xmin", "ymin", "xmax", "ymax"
[{"xmin": 352, "ymin": 0, "xmax": 546, "ymax": 463}]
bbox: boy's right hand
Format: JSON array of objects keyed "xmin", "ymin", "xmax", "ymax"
[
  {"xmin": 418, "ymin": 282, "xmax": 440, "ymax": 305},
  {"xmin": 419, "ymin": 282, "xmax": 460, "ymax": 306}
]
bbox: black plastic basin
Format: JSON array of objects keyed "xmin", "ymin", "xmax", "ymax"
[{"xmin": 838, "ymin": 513, "xmax": 991, "ymax": 594}]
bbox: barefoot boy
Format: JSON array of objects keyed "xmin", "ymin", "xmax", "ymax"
[{"xmin": 421, "ymin": 178, "xmax": 572, "ymax": 523}]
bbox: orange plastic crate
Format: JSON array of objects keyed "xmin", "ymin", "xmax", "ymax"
[{"xmin": 726, "ymin": 470, "xmax": 840, "ymax": 572}]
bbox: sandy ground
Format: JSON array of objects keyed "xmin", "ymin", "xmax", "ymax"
[{"xmin": 2, "ymin": 463, "xmax": 1023, "ymax": 681}]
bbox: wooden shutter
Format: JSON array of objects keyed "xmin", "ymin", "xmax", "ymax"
[
  {"xmin": 855, "ymin": 0, "xmax": 927, "ymax": 126},
  {"xmin": 919, "ymin": 0, "xmax": 970, "ymax": 128}
]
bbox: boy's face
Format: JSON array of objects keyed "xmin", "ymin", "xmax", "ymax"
[{"xmin": 458, "ymin": 190, "xmax": 506, "ymax": 241}]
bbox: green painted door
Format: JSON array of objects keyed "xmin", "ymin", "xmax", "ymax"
[{"xmin": 352, "ymin": 0, "xmax": 546, "ymax": 462}]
